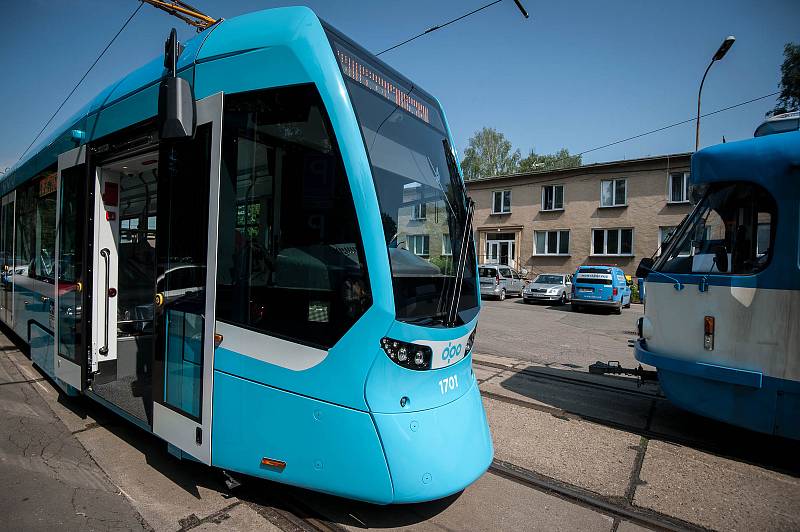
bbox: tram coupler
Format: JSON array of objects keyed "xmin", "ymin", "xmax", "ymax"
[{"xmin": 588, "ymin": 360, "xmax": 658, "ymax": 386}]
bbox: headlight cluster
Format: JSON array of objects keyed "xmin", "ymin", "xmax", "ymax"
[{"xmin": 381, "ymin": 338, "xmax": 433, "ymax": 371}]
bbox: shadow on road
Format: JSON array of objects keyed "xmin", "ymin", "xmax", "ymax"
[{"xmin": 499, "ymin": 365, "xmax": 800, "ymax": 477}]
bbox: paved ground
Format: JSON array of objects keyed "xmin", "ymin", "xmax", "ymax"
[
  {"xmin": 2, "ymin": 315, "xmax": 799, "ymax": 531},
  {"xmin": 474, "ymin": 297, "xmax": 644, "ymax": 371}
]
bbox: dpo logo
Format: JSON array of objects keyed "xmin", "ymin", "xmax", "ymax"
[{"xmin": 441, "ymin": 342, "xmax": 463, "ymax": 362}]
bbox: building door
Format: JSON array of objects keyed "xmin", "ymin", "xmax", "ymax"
[
  {"xmin": 486, "ymin": 233, "xmax": 516, "ymax": 266},
  {"xmin": 151, "ymin": 92, "xmax": 222, "ymax": 464}
]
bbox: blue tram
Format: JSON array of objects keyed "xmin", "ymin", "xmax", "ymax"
[
  {"xmin": 0, "ymin": 7, "xmax": 491, "ymax": 503},
  {"xmin": 634, "ymin": 122, "xmax": 799, "ymax": 439}
]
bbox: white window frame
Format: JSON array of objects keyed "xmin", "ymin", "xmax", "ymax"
[
  {"xmin": 600, "ymin": 178, "xmax": 627, "ymax": 208},
  {"xmin": 442, "ymin": 234, "xmax": 452, "ymax": 256},
  {"xmin": 492, "ymin": 190, "xmax": 512, "ymax": 214},
  {"xmin": 533, "ymin": 230, "xmax": 570, "ymax": 256},
  {"xmin": 408, "ymin": 234, "xmax": 429, "ymax": 257},
  {"xmin": 591, "ymin": 228, "xmax": 634, "ymax": 256},
  {"xmin": 667, "ymin": 172, "xmax": 690, "ymax": 204},
  {"xmin": 411, "ymin": 202, "xmax": 427, "ymax": 220},
  {"xmin": 658, "ymin": 226, "xmax": 691, "ymax": 257},
  {"xmin": 540, "ymin": 184, "xmax": 564, "ymax": 211}
]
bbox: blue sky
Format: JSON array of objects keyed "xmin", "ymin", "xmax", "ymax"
[{"xmin": 1, "ymin": 0, "xmax": 797, "ymax": 172}]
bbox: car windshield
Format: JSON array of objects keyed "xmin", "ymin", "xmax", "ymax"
[
  {"xmin": 534, "ymin": 275, "xmax": 563, "ymax": 284},
  {"xmin": 328, "ymin": 31, "xmax": 478, "ymax": 326}
]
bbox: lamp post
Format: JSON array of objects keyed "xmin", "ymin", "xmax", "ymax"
[{"xmin": 696, "ymin": 36, "xmax": 735, "ymax": 150}]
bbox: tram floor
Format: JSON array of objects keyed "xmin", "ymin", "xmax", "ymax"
[{"xmin": 1, "ymin": 332, "xmax": 798, "ymax": 531}]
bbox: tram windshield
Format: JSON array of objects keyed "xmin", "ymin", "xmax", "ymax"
[
  {"xmin": 328, "ymin": 33, "xmax": 478, "ymax": 326},
  {"xmin": 654, "ymin": 182, "xmax": 775, "ymax": 275}
]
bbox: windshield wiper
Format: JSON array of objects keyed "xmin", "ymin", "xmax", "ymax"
[{"xmin": 441, "ymin": 138, "xmax": 474, "ymax": 328}]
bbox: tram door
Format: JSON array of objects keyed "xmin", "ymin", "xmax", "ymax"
[
  {"xmin": 151, "ymin": 93, "xmax": 222, "ymax": 464},
  {"xmin": 55, "ymin": 146, "xmax": 90, "ymax": 391}
]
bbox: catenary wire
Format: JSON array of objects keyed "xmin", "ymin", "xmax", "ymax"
[
  {"xmin": 377, "ymin": 0, "xmax": 504, "ymax": 56},
  {"xmin": 15, "ymin": 1, "xmax": 145, "ymax": 165}
]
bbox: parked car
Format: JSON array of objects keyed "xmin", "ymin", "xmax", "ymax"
[
  {"xmin": 570, "ymin": 265, "xmax": 631, "ymax": 314},
  {"xmin": 523, "ymin": 273, "xmax": 572, "ymax": 305},
  {"xmin": 479, "ymin": 265, "xmax": 525, "ymax": 300}
]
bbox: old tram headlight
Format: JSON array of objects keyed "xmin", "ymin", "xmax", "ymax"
[{"xmin": 381, "ymin": 337, "xmax": 432, "ymax": 371}]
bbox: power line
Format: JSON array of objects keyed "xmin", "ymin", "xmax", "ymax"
[
  {"xmin": 377, "ymin": 0, "xmax": 525, "ymax": 56},
  {"xmin": 576, "ymin": 91, "xmax": 780, "ymax": 157},
  {"xmin": 15, "ymin": 1, "xmax": 145, "ymax": 166}
]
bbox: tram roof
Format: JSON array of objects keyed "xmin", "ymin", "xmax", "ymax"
[
  {"xmin": 691, "ymin": 130, "xmax": 800, "ymax": 197},
  {"xmin": 3, "ymin": 6, "xmax": 414, "ymax": 192}
]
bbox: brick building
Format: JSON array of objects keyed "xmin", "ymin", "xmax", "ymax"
[{"xmin": 465, "ymin": 153, "xmax": 693, "ymax": 276}]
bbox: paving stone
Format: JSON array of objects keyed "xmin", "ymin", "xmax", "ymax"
[{"xmin": 635, "ymin": 439, "xmax": 800, "ymax": 531}]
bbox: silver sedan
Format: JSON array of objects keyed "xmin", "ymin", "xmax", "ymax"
[{"xmin": 522, "ymin": 273, "xmax": 573, "ymax": 305}]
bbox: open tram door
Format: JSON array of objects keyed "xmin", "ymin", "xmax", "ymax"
[
  {"xmin": 151, "ymin": 92, "xmax": 223, "ymax": 464},
  {"xmin": 55, "ymin": 146, "xmax": 91, "ymax": 392}
]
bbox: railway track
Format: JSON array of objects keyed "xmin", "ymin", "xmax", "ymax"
[
  {"xmin": 488, "ymin": 459, "xmax": 706, "ymax": 532},
  {"xmin": 472, "ymin": 357, "xmax": 663, "ymax": 400}
]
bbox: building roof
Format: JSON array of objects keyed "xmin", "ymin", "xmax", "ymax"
[{"xmin": 464, "ymin": 152, "xmax": 692, "ymax": 186}]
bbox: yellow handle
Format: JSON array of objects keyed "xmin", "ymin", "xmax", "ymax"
[{"xmin": 154, "ymin": 293, "xmax": 165, "ymax": 307}]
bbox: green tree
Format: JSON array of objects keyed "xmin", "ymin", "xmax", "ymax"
[
  {"xmin": 769, "ymin": 42, "xmax": 800, "ymax": 116},
  {"xmin": 461, "ymin": 127, "xmax": 520, "ymax": 180},
  {"xmin": 519, "ymin": 148, "xmax": 582, "ymax": 173}
]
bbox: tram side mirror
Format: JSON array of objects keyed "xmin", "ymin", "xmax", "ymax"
[
  {"xmin": 636, "ymin": 257, "xmax": 654, "ymax": 279},
  {"xmin": 158, "ymin": 28, "xmax": 195, "ymax": 139}
]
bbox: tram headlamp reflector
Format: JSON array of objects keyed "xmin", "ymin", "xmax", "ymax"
[
  {"xmin": 465, "ymin": 328, "xmax": 476, "ymax": 355},
  {"xmin": 380, "ymin": 337, "xmax": 432, "ymax": 370}
]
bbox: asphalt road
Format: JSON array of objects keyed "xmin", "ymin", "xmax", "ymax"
[{"xmin": 473, "ymin": 297, "xmax": 644, "ymax": 371}]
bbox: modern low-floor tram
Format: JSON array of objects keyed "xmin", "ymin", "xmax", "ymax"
[{"xmin": 0, "ymin": 7, "xmax": 491, "ymax": 503}]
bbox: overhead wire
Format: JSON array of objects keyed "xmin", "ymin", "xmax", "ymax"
[{"xmin": 14, "ymin": 1, "xmax": 145, "ymax": 166}]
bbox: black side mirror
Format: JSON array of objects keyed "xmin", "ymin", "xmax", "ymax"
[
  {"xmin": 158, "ymin": 28, "xmax": 195, "ymax": 139},
  {"xmin": 636, "ymin": 257, "xmax": 654, "ymax": 279},
  {"xmin": 712, "ymin": 245, "xmax": 728, "ymax": 273}
]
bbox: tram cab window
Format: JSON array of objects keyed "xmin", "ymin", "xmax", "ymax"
[
  {"xmin": 216, "ymin": 85, "xmax": 371, "ymax": 349},
  {"xmin": 655, "ymin": 182, "xmax": 776, "ymax": 275}
]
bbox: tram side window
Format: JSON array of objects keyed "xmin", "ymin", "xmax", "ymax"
[
  {"xmin": 15, "ymin": 182, "xmax": 37, "ymax": 276},
  {"xmin": 656, "ymin": 182, "xmax": 776, "ymax": 275},
  {"xmin": 216, "ymin": 84, "xmax": 372, "ymax": 349}
]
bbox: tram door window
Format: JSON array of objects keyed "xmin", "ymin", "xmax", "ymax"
[
  {"xmin": 156, "ymin": 124, "xmax": 212, "ymax": 420},
  {"xmin": 0, "ymin": 194, "xmax": 14, "ymax": 323}
]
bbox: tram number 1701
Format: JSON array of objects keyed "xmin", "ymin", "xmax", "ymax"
[{"xmin": 438, "ymin": 375, "xmax": 459, "ymax": 395}]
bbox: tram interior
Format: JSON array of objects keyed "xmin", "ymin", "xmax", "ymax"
[{"xmin": 91, "ymin": 153, "xmax": 159, "ymax": 425}]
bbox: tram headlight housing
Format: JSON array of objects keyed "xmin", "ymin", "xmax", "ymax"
[
  {"xmin": 380, "ymin": 337, "xmax": 432, "ymax": 371},
  {"xmin": 465, "ymin": 328, "xmax": 476, "ymax": 355}
]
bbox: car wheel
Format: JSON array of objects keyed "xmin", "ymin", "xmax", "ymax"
[
  {"xmin": 615, "ymin": 303, "xmax": 622, "ymax": 315},
  {"xmin": 624, "ymin": 299, "xmax": 631, "ymax": 309},
  {"xmin": 498, "ymin": 289, "xmax": 506, "ymax": 301},
  {"xmin": 559, "ymin": 293, "xmax": 567, "ymax": 305}
]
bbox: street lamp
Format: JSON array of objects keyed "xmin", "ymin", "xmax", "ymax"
[{"xmin": 696, "ymin": 36, "xmax": 735, "ymax": 150}]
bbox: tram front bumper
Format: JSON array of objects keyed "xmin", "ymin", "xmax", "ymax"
[{"xmin": 372, "ymin": 378, "xmax": 493, "ymax": 503}]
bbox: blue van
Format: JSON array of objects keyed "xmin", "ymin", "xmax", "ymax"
[{"xmin": 570, "ymin": 265, "xmax": 631, "ymax": 314}]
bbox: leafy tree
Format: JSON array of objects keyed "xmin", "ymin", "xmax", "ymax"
[
  {"xmin": 769, "ymin": 42, "xmax": 800, "ymax": 116},
  {"xmin": 461, "ymin": 127, "xmax": 520, "ymax": 180},
  {"xmin": 519, "ymin": 148, "xmax": 582, "ymax": 172}
]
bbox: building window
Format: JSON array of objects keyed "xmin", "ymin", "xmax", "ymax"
[
  {"xmin": 408, "ymin": 234, "xmax": 430, "ymax": 257},
  {"xmin": 541, "ymin": 184, "xmax": 564, "ymax": 211},
  {"xmin": 592, "ymin": 228, "xmax": 633, "ymax": 256},
  {"xmin": 534, "ymin": 230, "xmax": 570, "ymax": 255},
  {"xmin": 668, "ymin": 172, "xmax": 690, "ymax": 203},
  {"xmin": 492, "ymin": 190, "xmax": 511, "ymax": 214},
  {"xmin": 442, "ymin": 234, "xmax": 452, "ymax": 256},
  {"xmin": 411, "ymin": 202, "xmax": 427, "ymax": 220},
  {"xmin": 600, "ymin": 178, "xmax": 627, "ymax": 207}
]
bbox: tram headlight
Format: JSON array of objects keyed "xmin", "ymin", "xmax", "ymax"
[
  {"xmin": 380, "ymin": 337, "xmax": 432, "ymax": 371},
  {"xmin": 465, "ymin": 328, "xmax": 476, "ymax": 355}
]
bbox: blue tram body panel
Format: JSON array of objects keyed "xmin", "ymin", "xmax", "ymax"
[{"xmin": 636, "ymin": 130, "xmax": 800, "ymax": 439}]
